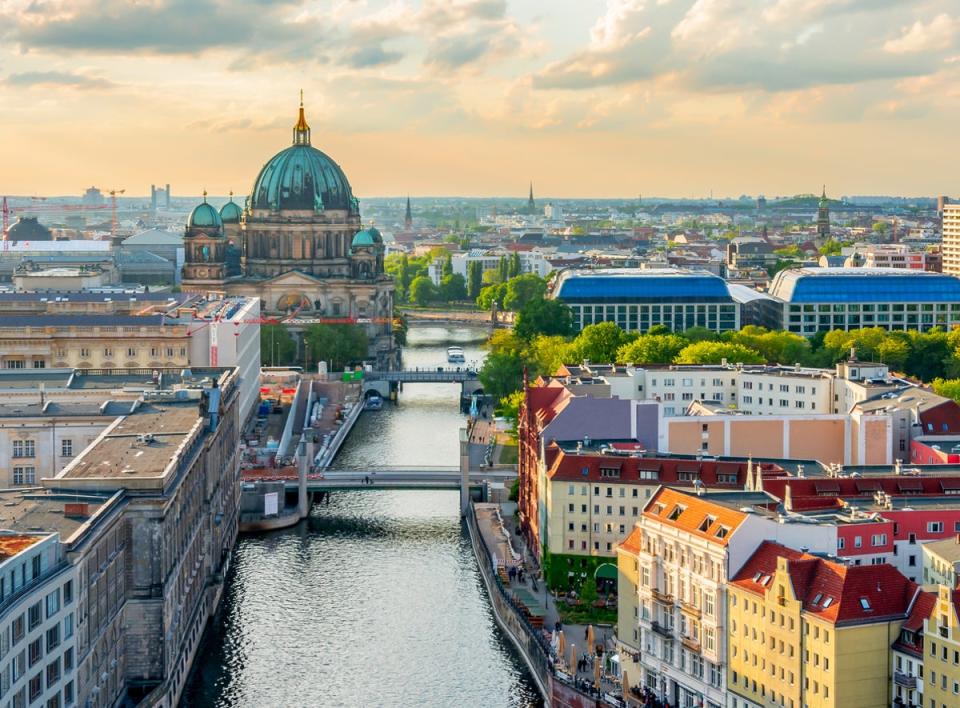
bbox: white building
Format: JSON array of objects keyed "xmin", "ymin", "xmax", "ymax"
[
  {"xmin": 944, "ymin": 204, "xmax": 960, "ymax": 276},
  {"xmin": 181, "ymin": 296, "xmax": 261, "ymax": 423},
  {"xmin": 450, "ymin": 249, "xmax": 553, "ymax": 281},
  {"xmin": 0, "ymin": 530, "xmax": 78, "ymax": 708},
  {"xmin": 619, "ymin": 487, "xmax": 836, "ymax": 708}
]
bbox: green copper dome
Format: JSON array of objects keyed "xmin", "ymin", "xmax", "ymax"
[
  {"xmin": 250, "ymin": 145, "xmax": 356, "ymax": 213},
  {"xmin": 187, "ymin": 201, "xmax": 222, "ymax": 230},
  {"xmin": 220, "ymin": 199, "xmax": 242, "ymax": 223},
  {"xmin": 351, "ymin": 227, "xmax": 382, "ymax": 249}
]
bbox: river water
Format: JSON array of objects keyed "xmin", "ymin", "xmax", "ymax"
[{"xmin": 183, "ymin": 325, "xmax": 543, "ymax": 708}]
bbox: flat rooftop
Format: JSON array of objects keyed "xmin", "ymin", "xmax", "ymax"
[
  {"xmin": 0, "ymin": 533, "xmax": 45, "ymax": 561},
  {"xmin": 0, "ymin": 368, "xmax": 224, "ymax": 392},
  {"xmin": 922, "ymin": 536, "xmax": 960, "ymax": 564},
  {"xmin": 0, "ymin": 491, "xmax": 109, "ymax": 540},
  {"xmin": 60, "ymin": 404, "xmax": 201, "ymax": 482}
]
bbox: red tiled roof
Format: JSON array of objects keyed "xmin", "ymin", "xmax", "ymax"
[
  {"xmin": 545, "ymin": 449, "xmax": 754, "ymax": 489},
  {"xmin": 642, "ymin": 487, "xmax": 748, "ymax": 546},
  {"xmin": 763, "ymin": 475, "xmax": 960, "ymax": 511},
  {"xmin": 731, "ymin": 541, "xmax": 918, "ymax": 625},
  {"xmin": 903, "ymin": 590, "xmax": 937, "ymax": 632}
]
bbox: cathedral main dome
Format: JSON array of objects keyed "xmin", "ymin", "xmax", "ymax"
[{"xmin": 249, "ymin": 99, "xmax": 356, "ymax": 213}]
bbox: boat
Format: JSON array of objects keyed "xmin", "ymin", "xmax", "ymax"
[
  {"xmin": 447, "ymin": 346, "xmax": 465, "ymax": 364},
  {"xmin": 364, "ymin": 394, "xmax": 384, "ymax": 411}
]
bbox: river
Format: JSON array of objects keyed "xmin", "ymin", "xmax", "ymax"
[{"xmin": 183, "ymin": 324, "xmax": 543, "ymax": 708}]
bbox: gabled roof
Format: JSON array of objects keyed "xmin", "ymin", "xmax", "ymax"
[
  {"xmin": 545, "ymin": 449, "xmax": 751, "ymax": 487},
  {"xmin": 732, "ymin": 540, "xmax": 918, "ymax": 625},
  {"xmin": 642, "ymin": 487, "xmax": 749, "ymax": 546}
]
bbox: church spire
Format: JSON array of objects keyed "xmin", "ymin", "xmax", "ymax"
[
  {"xmin": 527, "ymin": 181, "xmax": 535, "ymax": 213},
  {"xmin": 404, "ymin": 195, "xmax": 412, "ymax": 230},
  {"xmin": 293, "ymin": 89, "xmax": 311, "ymax": 146}
]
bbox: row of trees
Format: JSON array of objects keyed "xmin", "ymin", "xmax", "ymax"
[
  {"xmin": 260, "ymin": 323, "xmax": 369, "ymax": 371},
  {"xmin": 480, "ymin": 298, "xmax": 960, "ymax": 411}
]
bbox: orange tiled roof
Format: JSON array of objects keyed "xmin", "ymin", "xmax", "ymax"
[
  {"xmin": 619, "ymin": 526, "xmax": 642, "ymax": 554},
  {"xmin": 642, "ymin": 487, "xmax": 748, "ymax": 546}
]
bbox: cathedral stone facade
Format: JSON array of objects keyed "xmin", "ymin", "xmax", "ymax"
[{"xmin": 182, "ymin": 99, "xmax": 397, "ymax": 368}]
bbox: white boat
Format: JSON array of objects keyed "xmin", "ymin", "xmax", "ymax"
[
  {"xmin": 447, "ymin": 346, "xmax": 465, "ymax": 364},
  {"xmin": 364, "ymin": 394, "xmax": 383, "ymax": 411}
]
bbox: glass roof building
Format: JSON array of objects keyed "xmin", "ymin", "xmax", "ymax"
[
  {"xmin": 552, "ymin": 268, "xmax": 740, "ymax": 333},
  {"xmin": 767, "ymin": 267, "xmax": 960, "ymax": 335}
]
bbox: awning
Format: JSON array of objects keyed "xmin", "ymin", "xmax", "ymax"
[
  {"xmin": 855, "ymin": 480, "xmax": 882, "ymax": 493},
  {"xmin": 595, "ymin": 563, "xmax": 619, "ymax": 581}
]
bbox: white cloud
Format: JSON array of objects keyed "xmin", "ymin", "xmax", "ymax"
[{"xmin": 884, "ymin": 13, "xmax": 958, "ymax": 54}]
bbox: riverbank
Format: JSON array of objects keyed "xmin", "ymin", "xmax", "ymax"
[{"xmin": 400, "ymin": 306, "xmax": 514, "ymax": 327}]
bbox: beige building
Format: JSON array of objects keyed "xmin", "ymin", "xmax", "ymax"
[
  {"xmin": 922, "ymin": 535, "xmax": 960, "ymax": 588},
  {"xmin": 942, "ymin": 203, "xmax": 960, "ymax": 276}
]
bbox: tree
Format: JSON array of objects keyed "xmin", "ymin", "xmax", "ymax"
[
  {"xmin": 872, "ymin": 221, "xmax": 889, "ymax": 236},
  {"xmin": 818, "ymin": 238, "xmax": 845, "ymax": 256},
  {"xmin": 933, "ymin": 378, "xmax": 960, "ymax": 403},
  {"xmin": 477, "ymin": 283, "xmax": 506, "ymax": 310},
  {"xmin": 304, "ymin": 324, "xmax": 368, "ymax": 371},
  {"xmin": 481, "ymin": 268, "xmax": 500, "ymax": 286},
  {"xmin": 479, "ymin": 351, "xmax": 525, "ymax": 401},
  {"xmin": 526, "ymin": 335, "xmax": 575, "ymax": 377},
  {"xmin": 727, "ymin": 326, "xmax": 812, "ymax": 365},
  {"xmin": 509, "ymin": 252, "xmax": 522, "ymax": 278},
  {"xmin": 260, "ymin": 324, "xmax": 297, "ymax": 366},
  {"xmin": 442, "ymin": 252, "xmax": 453, "ymax": 278},
  {"xmin": 497, "ymin": 255, "xmax": 509, "ymax": 283},
  {"xmin": 467, "ymin": 261, "xmax": 483, "ymax": 299},
  {"xmin": 439, "ymin": 273, "xmax": 467, "ymax": 302},
  {"xmin": 673, "ymin": 341, "xmax": 764, "ymax": 365},
  {"xmin": 569, "ymin": 322, "xmax": 634, "ymax": 364},
  {"xmin": 409, "ymin": 275, "xmax": 438, "ymax": 306},
  {"xmin": 503, "ymin": 274, "xmax": 547, "ymax": 311},
  {"xmin": 681, "ymin": 326, "xmax": 719, "ymax": 343},
  {"xmin": 905, "ymin": 329, "xmax": 950, "ymax": 380},
  {"xmin": 617, "ymin": 334, "xmax": 688, "ymax": 365},
  {"xmin": 647, "ymin": 324, "xmax": 672, "ymax": 336},
  {"xmin": 514, "ymin": 299, "xmax": 574, "ymax": 339}
]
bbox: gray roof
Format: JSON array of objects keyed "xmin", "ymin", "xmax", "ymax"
[
  {"xmin": 0, "ymin": 314, "xmax": 166, "ymax": 327},
  {"xmin": 122, "ymin": 230, "xmax": 183, "ymax": 246},
  {"xmin": 541, "ymin": 398, "xmax": 658, "ymax": 447},
  {"xmin": 0, "ymin": 291, "xmax": 176, "ymax": 303}
]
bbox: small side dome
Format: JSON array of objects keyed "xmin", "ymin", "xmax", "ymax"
[
  {"xmin": 187, "ymin": 200, "xmax": 222, "ymax": 230},
  {"xmin": 7, "ymin": 216, "xmax": 53, "ymax": 242},
  {"xmin": 220, "ymin": 200, "xmax": 242, "ymax": 224},
  {"xmin": 351, "ymin": 228, "xmax": 379, "ymax": 249}
]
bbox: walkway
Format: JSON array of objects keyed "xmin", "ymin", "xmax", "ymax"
[{"xmin": 474, "ymin": 504, "xmax": 626, "ymax": 705}]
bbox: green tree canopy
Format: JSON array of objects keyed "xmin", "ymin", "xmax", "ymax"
[
  {"xmin": 304, "ymin": 324, "xmax": 368, "ymax": 371},
  {"xmin": 439, "ymin": 273, "xmax": 467, "ymax": 302},
  {"xmin": 569, "ymin": 322, "xmax": 635, "ymax": 364},
  {"xmin": 479, "ymin": 351, "xmax": 525, "ymax": 401},
  {"xmin": 673, "ymin": 341, "xmax": 764, "ymax": 365},
  {"xmin": 477, "ymin": 283, "xmax": 506, "ymax": 310},
  {"xmin": 617, "ymin": 334, "xmax": 688, "ymax": 365},
  {"xmin": 409, "ymin": 275, "xmax": 438, "ymax": 306},
  {"xmin": 727, "ymin": 326, "xmax": 812, "ymax": 365},
  {"xmin": 467, "ymin": 261, "xmax": 484, "ymax": 299},
  {"xmin": 933, "ymin": 378, "xmax": 960, "ymax": 403},
  {"xmin": 514, "ymin": 299, "xmax": 574, "ymax": 340},
  {"xmin": 260, "ymin": 324, "xmax": 297, "ymax": 366},
  {"xmin": 526, "ymin": 335, "xmax": 575, "ymax": 377},
  {"xmin": 503, "ymin": 274, "xmax": 547, "ymax": 311}
]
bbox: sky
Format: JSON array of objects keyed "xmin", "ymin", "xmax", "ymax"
[{"xmin": 0, "ymin": 0, "xmax": 958, "ymax": 199}]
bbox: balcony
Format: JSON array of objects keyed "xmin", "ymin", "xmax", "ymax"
[
  {"xmin": 650, "ymin": 621, "xmax": 674, "ymax": 639},
  {"xmin": 681, "ymin": 636, "xmax": 701, "ymax": 653},
  {"xmin": 652, "ymin": 588, "xmax": 674, "ymax": 605},
  {"xmin": 893, "ymin": 671, "xmax": 917, "ymax": 689},
  {"xmin": 679, "ymin": 600, "xmax": 701, "ymax": 619}
]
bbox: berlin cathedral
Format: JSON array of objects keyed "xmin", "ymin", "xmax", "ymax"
[{"xmin": 182, "ymin": 98, "xmax": 397, "ymax": 368}]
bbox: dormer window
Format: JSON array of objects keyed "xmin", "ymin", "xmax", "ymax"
[
  {"xmin": 859, "ymin": 597, "xmax": 871, "ymax": 611},
  {"xmin": 812, "ymin": 593, "xmax": 822, "ymax": 605},
  {"xmin": 698, "ymin": 516, "xmax": 716, "ymax": 532},
  {"xmin": 600, "ymin": 467, "xmax": 620, "ymax": 478},
  {"xmin": 668, "ymin": 505, "xmax": 684, "ymax": 521},
  {"xmin": 714, "ymin": 526, "xmax": 729, "ymax": 539},
  {"xmin": 822, "ymin": 597, "xmax": 833, "ymax": 608}
]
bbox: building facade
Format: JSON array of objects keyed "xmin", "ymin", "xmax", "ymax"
[{"xmin": 942, "ymin": 204, "xmax": 960, "ymax": 276}]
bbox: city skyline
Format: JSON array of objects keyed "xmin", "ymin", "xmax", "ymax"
[{"xmin": 1, "ymin": 0, "xmax": 958, "ymax": 198}]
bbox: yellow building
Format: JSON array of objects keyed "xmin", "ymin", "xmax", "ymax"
[
  {"xmin": 726, "ymin": 541, "xmax": 919, "ymax": 708},
  {"xmin": 923, "ymin": 584, "xmax": 960, "ymax": 708},
  {"xmin": 617, "ymin": 526, "xmax": 642, "ymax": 693}
]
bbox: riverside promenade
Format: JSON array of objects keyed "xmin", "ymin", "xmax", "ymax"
[{"xmin": 469, "ymin": 502, "xmax": 628, "ymax": 707}]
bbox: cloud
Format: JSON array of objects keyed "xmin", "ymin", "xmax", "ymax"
[
  {"xmin": 884, "ymin": 14, "xmax": 958, "ymax": 54},
  {"xmin": 342, "ymin": 45, "xmax": 404, "ymax": 69},
  {"xmin": 534, "ymin": 0, "xmax": 953, "ymax": 92},
  {"xmin": 3, "ymin": 70, "xmax": 114, "ymax": 90}
]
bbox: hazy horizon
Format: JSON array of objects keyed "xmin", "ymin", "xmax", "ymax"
[{"xmin": 1, "ymin": 1, "xmax": 957, "ymax": 198}]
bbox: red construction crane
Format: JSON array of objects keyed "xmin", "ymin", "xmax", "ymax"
[{"xmin": 106, "ymin": 188, "xmax": 125, "ymax": 239}]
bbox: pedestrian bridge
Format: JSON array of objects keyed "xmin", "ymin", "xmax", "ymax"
[
  {"xmin": 284, "ymin": 466, "xmax": 516, "ymax": 491},
  {"xmin": 361, "ymin": 368, "xmax": 486, "ymax": 402}
]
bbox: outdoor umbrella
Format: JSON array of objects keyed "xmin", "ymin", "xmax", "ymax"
[
  {"xmin": 587, "ymin": 624, "xmax": 595, "ymax": 652},
  {"xmin": 557, "ymin": 631, "xmax": 566, "ymax": 667},
  {"xmin": 593, "ymin": 656, "xmax": 601, "ymax": 690},
  {"xmin": 569, "ymin": 643, "xmax": 577, "ymax": 674},
  {"xmin": 622, "ymin": 669, "xmax": 632, "ymax": 705}
]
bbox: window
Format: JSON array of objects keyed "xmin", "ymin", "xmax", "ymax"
[
  {"xmin": 12, "ymin": 467, "xmax": 36, "ymax": 485},
  {"xmin": 45, "ymin": 589, "xmax": 59, "ymax": 618},
  {"xmin": 127, "ymin": 347, "xmax": 137, "ymax": 357},
  {"xmin": 62, "ymin": 580, "xmax": 73, "ymax": 605},
  {"xmin": 103, "ymin": 347, "xmax": 113, "ymax": 358},
  {"xmin": 860, "ymin": 597, "xmax": 872, "ymax": 610},
  {"xmin": 854, "ymin": 536, "xmax": 862, "ymax": 548},
  {"xmin": 29, "ymin": 673, "xmax": 42, "ymax": 702},
  {"xmin": 80, "ymin": 348, "xmax": 90, "ymax": 358},
  {"xmin": 64, "ymin": 680, "xmax": 74, "ymax": 706},
  {"xmin": 872, "ymin": 534, "xmax": 887, "ymax": 546},
  {"xmin": 45, "ymin": 658, "xmax": 60, "ymax": 689},
  {"xmin": 60, "ymin": 439, "xmax": 73, "ymax": 458},
  {"xmin": 12, "ymin": 440, "xmax": 35, "ymax": 458},
  {"xmin": 28, "ymin": 603, "xmax": 42, "ymax": 630},
  {"xmin": 28, "ymin": 638, "xmax": 41, "ymax": 667},
  {"xmin": 929, "ymin": 522, "xmax": 945, "ymax": 533},
  {"xmin": 63, "ymin": 647, "xmax": 73, "ymax": 673}
]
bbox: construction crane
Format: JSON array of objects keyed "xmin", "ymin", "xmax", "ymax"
[{"xmin": 106, "ymin": 189, "xmax": 125, "ymax": 240}]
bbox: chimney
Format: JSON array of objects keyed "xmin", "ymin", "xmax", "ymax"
[{"xmin": 64, "ymin": 503, "xmax": 89, "ymax": 518}]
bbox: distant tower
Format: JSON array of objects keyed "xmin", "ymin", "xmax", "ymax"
[
  {"xmin": 182, "ymin": 191, "xmax": 226, "ymax": 288},
  {"xmin": 404, "ymin": 195, "xmax": 412, "ymax": 230},
  {"xmin": 816, "ymin": 186, "xmax": 831, "ymax": 239},
  {"xmin": 527, "ymin": 182, "xmax": 535, "ymax": 213}
]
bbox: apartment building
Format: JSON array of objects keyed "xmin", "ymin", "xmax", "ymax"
[
  {"xmin": 540, "ymin": 448, "xmax": 754, "ymax": 588},
  {"xmin": 922, "ymin": 584, "xmax": 960, "ymax": 708},
  {"xmin": 0, "ymin": 531, "xmax": 78, "ymax": 708},
  {"xmin": 619, "ymin": 488, "xmax": 837, "ymax": 708},
  {"xmin": 890, "ymin": 591, "xmax": 935, "ymax": 708},
  {"xmin": 922, "ymin": 536, "xmax": 960, "ymax": 588},
  {"xmin": 726, "ymin": 541, "xmax": 918, "ymax": 708},
  {"xmin": 448, "ymin": 248, "xmax": 552, "ymax": 281},
  {"xmin": 942, "ymin": 204, "xmax": 960, "ymax": 276},
  {"xmin": 0, "ymin": 366, "xmax": 241, "ymax": 708}
]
